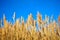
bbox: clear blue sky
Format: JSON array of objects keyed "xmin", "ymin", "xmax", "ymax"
[{"xmin": 0, "ymin": 0, "xmax": 60, "ymax": 22}]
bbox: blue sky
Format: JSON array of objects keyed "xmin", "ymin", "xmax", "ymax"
[{"xmin": 0, "ymin": 0, "xmax": 60, "ymax": 22}]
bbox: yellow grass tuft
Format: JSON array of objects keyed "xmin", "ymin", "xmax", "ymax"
[{"xmin": 0, "ymin": 12, "xmax": 60, "ymax": 40}]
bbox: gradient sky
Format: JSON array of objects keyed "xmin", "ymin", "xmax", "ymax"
[{"xmin": 0, "ymin": 0, "xmax": 60, "ymax": 22}]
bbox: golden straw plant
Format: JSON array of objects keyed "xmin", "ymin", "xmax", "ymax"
[{"xmin": 0, "ymin": 12, "xmax": 60, "ymax": 40}]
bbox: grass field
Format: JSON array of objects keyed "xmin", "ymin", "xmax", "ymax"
[{"xmin": 0, "ymin": 13, "xmax": 60, "ymax": 40}]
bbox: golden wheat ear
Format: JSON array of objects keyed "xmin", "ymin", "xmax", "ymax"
[{"xmin": 58, "ymin": 15, "xmax": 60, "ymax": 25}]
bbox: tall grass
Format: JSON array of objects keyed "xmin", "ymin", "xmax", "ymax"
[{"xmin": 0, "ymin": 12, "xmax": 60, "ymax": 40}]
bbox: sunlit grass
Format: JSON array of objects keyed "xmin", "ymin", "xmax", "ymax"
[{"xmin": 0, "ymin": 12, "xmax": 60, "ymax": 40}]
